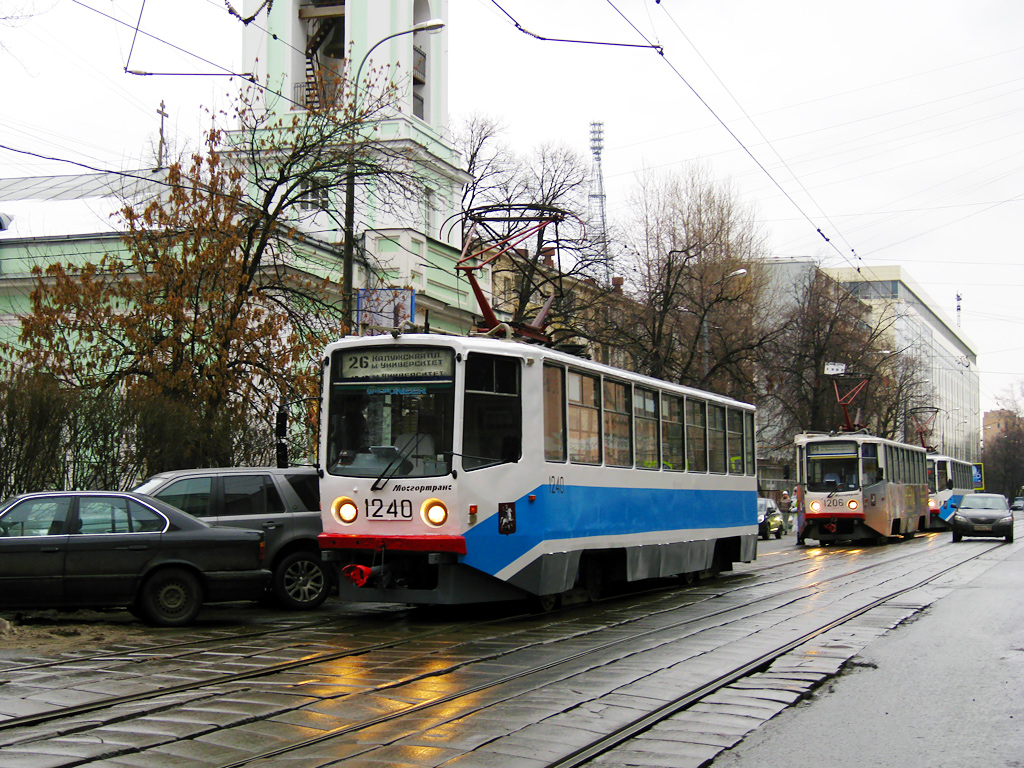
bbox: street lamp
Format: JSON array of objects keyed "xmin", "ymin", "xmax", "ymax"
[
  {"xmin": 342, "ymin": 19, "xmax": 446, "ymax": 330},
  {"xmin": 701, "ymin": 268, "xmax": 747, "ymax": 378}
]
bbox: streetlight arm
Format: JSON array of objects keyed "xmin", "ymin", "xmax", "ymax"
[{"xmin": 342, "ymin": 19, "xmax": 445, "ymax": 330}]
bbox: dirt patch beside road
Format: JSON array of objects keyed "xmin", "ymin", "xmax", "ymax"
[{"xmin": 0, "ymin": 610, "xmax": 154, "ymax": 656}]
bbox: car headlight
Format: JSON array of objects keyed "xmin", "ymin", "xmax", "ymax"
[
  {"xmin": 952, "ymin": 514, "xmax": 966, "ymax": 524},
  {"xmin": 999, "ymin": 515, "xmax": 1013, "ymax": 524}
]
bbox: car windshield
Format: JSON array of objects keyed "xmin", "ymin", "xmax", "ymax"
[{"xmin": 959, "ymin": 495, "xmax": 1007, "ymax": 511}]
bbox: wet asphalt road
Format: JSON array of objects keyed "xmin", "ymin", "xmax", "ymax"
[{"xmin": 713, "ymin": 531, "xmax": 1024, "ymax": 767}]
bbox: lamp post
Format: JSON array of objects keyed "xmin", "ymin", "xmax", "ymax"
[
  {"xmin": 341, "ymin": 19, "xmax": 445, "ymax": 330},
  {"xmin": 702, "ymin": 268, "xmax": 747, "ymax": 378}
]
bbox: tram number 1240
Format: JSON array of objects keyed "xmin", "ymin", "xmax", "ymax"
[{"xmin": 366, "ymin": 499, "xmax": 414, "ymax": 520}]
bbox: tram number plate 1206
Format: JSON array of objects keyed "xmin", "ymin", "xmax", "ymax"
[{"xmin": 366, "ymin": 499, "xmax": 414, "ymax": 520}]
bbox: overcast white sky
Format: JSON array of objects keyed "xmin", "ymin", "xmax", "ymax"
[{"xmin": 3, "ymin": 0, "xmax": 1023, "ymax": 415}]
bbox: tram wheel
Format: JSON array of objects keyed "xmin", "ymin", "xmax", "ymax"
[
  {"xmin": 582, "ymin": 557, "xmax": 604, "ymax": 602},
  {"xmin": 532, "ymin": 593, "xmax": 560, "ymax": 613}
]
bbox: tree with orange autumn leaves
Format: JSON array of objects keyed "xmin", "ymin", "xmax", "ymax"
[{"xmin": 7, "ymin": 77, "xmax": 423, "ymax": 475}]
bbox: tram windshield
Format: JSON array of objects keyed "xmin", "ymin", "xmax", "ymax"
[
  {"xmin": 805, "ymin": 440, "xmax": 861, "ymax": 492},
  {"xmin": 325, "ymin": 346, "xmax": 454, "ymax": 479}
]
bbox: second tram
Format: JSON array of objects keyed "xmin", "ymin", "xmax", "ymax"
[
  {"xmin": 794, "ymin": 431, "xmax": 929, "ymax": 545},
  {"xmin": 926, "ymin": 452, "xmax": 975, "ymax": 528},
  {"xmin": 317, "ymin": 334, "xmax": 758, "ymax": 607}
]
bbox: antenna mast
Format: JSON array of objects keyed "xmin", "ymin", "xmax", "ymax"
[{"xmin": 588, "ymin": 121, "xmax": 609, "ymax": 280}]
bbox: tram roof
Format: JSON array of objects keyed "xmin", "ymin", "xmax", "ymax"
[
  {"xmin": 325, "ymin": 333, "xmax": 755, "ymax": 411},
  {"xmin": 794, "ymin": 431, "xmax": 928, "ymax": 452}
]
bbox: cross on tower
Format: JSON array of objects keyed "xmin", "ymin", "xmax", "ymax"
[{"xmin": 156, "ymin": 100, "xmax": 168, "ymax": 169}]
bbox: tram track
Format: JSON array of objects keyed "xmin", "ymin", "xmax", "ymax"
[
  {"xmin": 0, "ymin": 531, "xmax": 1003, "ymax": 768},
  {"xmin": 216, "ymin": 538, "xmax": 1002, "ymax": 768},
  {"xmin": 0, "ymin": 533, "xmax": 945, "ymax": 734}
]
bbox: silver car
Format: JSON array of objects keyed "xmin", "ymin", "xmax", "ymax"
[{"xmin": 949, "ymin": 493, "xmax": 1014, "ymax": 543}]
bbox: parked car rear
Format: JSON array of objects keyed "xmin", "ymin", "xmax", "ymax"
[
  {"xmin": 133, "ymin": 467, "xmax": 330, "ymax": 610},
  {"xmin": 0, "ymin": 491, "xmax": 269, "ymax": 626}
]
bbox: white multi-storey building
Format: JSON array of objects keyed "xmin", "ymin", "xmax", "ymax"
[
  {"xmin": 823, "ymin": 265, "xmax": 979, "ymax": 461},
  {"xmin": 242, "ymin": 0, "xmax": 478, "ymax": 333}
]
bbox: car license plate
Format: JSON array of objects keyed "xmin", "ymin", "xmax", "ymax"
[{"xmin": 974, "ymin": 524, "xmax": 992, "ymax": 531}]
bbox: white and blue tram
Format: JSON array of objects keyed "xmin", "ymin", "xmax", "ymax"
[
  {"xmin": 317, "ymin": 334, "xmax": 758, "ymax": 606},
  {"xmin": 794, "ymin": 431, "xmax": 929, "ymax": 545},
  {"xmin": 927, "ymin": 452, "xmax": 975, "ymax": 527}
]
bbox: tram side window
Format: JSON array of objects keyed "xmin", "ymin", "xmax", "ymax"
[
  {"xmin": 543, "ymin": 365, "xmax": 566, "ymax": 462},
  {"xmin": 463, "ymin": 353, "xmax": 522, "ymax": 471},
  {"xmin": 744, "ymin": 411, "xmax": 756, "ymax": 476},
  {"xmin": 568, "ymin": 372, "xmax": 601, "ymax": 464},
  {"xmin": 708, "ymin": 404, "xmax": 727, "ymax": 474},
  {"xmin": 662, "ymin": 394, "xmax": 685, "ymax": 471},
  {"xmin": 604, "ymin": 380, "xmax": 632, "ymax": 467},
  {"xmin": 861, "ymin": 443, "xmax": 879, "ymax": 485},
  {"xmin": 686, "ymin": 399, "xmax": 708, "ymax": 472},
  {"xmin": 635, "ymin": 387, "xmax": 659, "ymax": 470},
  {"xmin": 727, "ymin": 409, "xmax": 744, "ymax": 474}
]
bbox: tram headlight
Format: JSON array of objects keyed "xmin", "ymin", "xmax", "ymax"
[
  {"xmin": 332, "ymin": 496, "xmax": 359, "ymax": 524},
  {"xmin": 928, "ymin": 497, "xmax": 939, "ymax": 510},
  {"xmin": 809, "ymin": 500, "xmax": 822, "ymax": 513},
  {"xmin": 421, "ymin": 498, "xmax": 448, "ymax": 527},
  {"xmin": 847, "ymin": 499, "xmax": 859, "ymax": 511}
]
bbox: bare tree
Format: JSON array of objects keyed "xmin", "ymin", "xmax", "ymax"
[
  {"xmin": 5, "ymin": 74, "xmax": 422, "ymax": 473},
  {"xmin": 454, "ymin": 118, "xmax": 616, "ymax": 350},
  {"xmin": 611, "ymin": 166, "xmax": 775, "ymax": 395},
  {"xmin": 982, "ymin": 387, "xmax": 1024, "ymax": 499}
]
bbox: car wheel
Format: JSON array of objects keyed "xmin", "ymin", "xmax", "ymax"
[
  {"xmin": 774, "ymin": 527, "xmax": 782, "ymax": 539},
  {"xmin": 1006, "ymin": 529, "xmax": 1014, "ymax": 543},
  {"xmin": 272, "ymin": 551, "xmax": 330, "ymax": 610},
  {"xmin": 139, "ymin": 567, "xmax": 203, "ymax": 627},
  {"xmin": 952, "ymin": 530, "xmax": 963, "ymax": 542}
]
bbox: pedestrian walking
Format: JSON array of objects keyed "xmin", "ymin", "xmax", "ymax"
[{"xmin": 778, "ymin": 491, "xmax": 793, "ymax": 534}]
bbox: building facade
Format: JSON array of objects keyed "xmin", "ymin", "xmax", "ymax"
[
  {"xmin": 823, "ymin": 265, "xmax": 980, "ymax": 461},
  {"xmin": 242, "ymin": 0, "xmax": 480, "ymax": 334}
]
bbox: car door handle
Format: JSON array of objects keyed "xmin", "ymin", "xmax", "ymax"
[
  {"xmin": 262, "ymin": 521, "xmax": 281, "ymax": 530},
  {"xmin": 39, "ymin": 546, "xmax": 61, "ymax": 553},
  {"xmin": 116, "ymin": 544, "xmax": 148, "ymax": 551}
]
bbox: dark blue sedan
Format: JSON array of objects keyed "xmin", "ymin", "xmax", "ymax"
[{"xmin": 0, "ymin": 491, "xmax": 271, "ymax": 626}]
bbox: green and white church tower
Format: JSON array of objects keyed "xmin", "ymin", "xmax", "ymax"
[{"xmin": 242, "ymin": 0, "xmax": 477, "ymax": 333}]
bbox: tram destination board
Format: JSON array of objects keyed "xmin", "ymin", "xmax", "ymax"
[{"xmin": 339, "ymin": 346, "xmax": 454, "ymax": 381}]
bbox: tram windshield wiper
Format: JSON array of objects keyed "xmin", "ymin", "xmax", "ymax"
[{"xmin": 370, "ymin": 438, "xmax": 424, "ymax": 491}]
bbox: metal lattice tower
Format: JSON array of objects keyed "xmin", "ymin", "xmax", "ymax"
[{"xmin": 588, "ymin": 121, "xmax": 610, "ymax": 279}]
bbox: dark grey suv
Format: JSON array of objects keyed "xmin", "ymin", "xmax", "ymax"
[{"xmin": 134, "ymin": 467, "xmax": 329, "ymax": 610}]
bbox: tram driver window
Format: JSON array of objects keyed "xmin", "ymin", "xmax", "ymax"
[{"xmin": 463, "ymin": 353, "xmax": 522, "ymax": 470}]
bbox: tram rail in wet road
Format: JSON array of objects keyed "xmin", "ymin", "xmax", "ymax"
[{"xmin": 0, "ymin": 528, "xmax": 1013, "ymax": 768}]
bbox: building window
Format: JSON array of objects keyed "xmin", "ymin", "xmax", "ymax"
[{"xmin": 299, "ymin": 178, "xmax": 330, "ymax": 212}]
